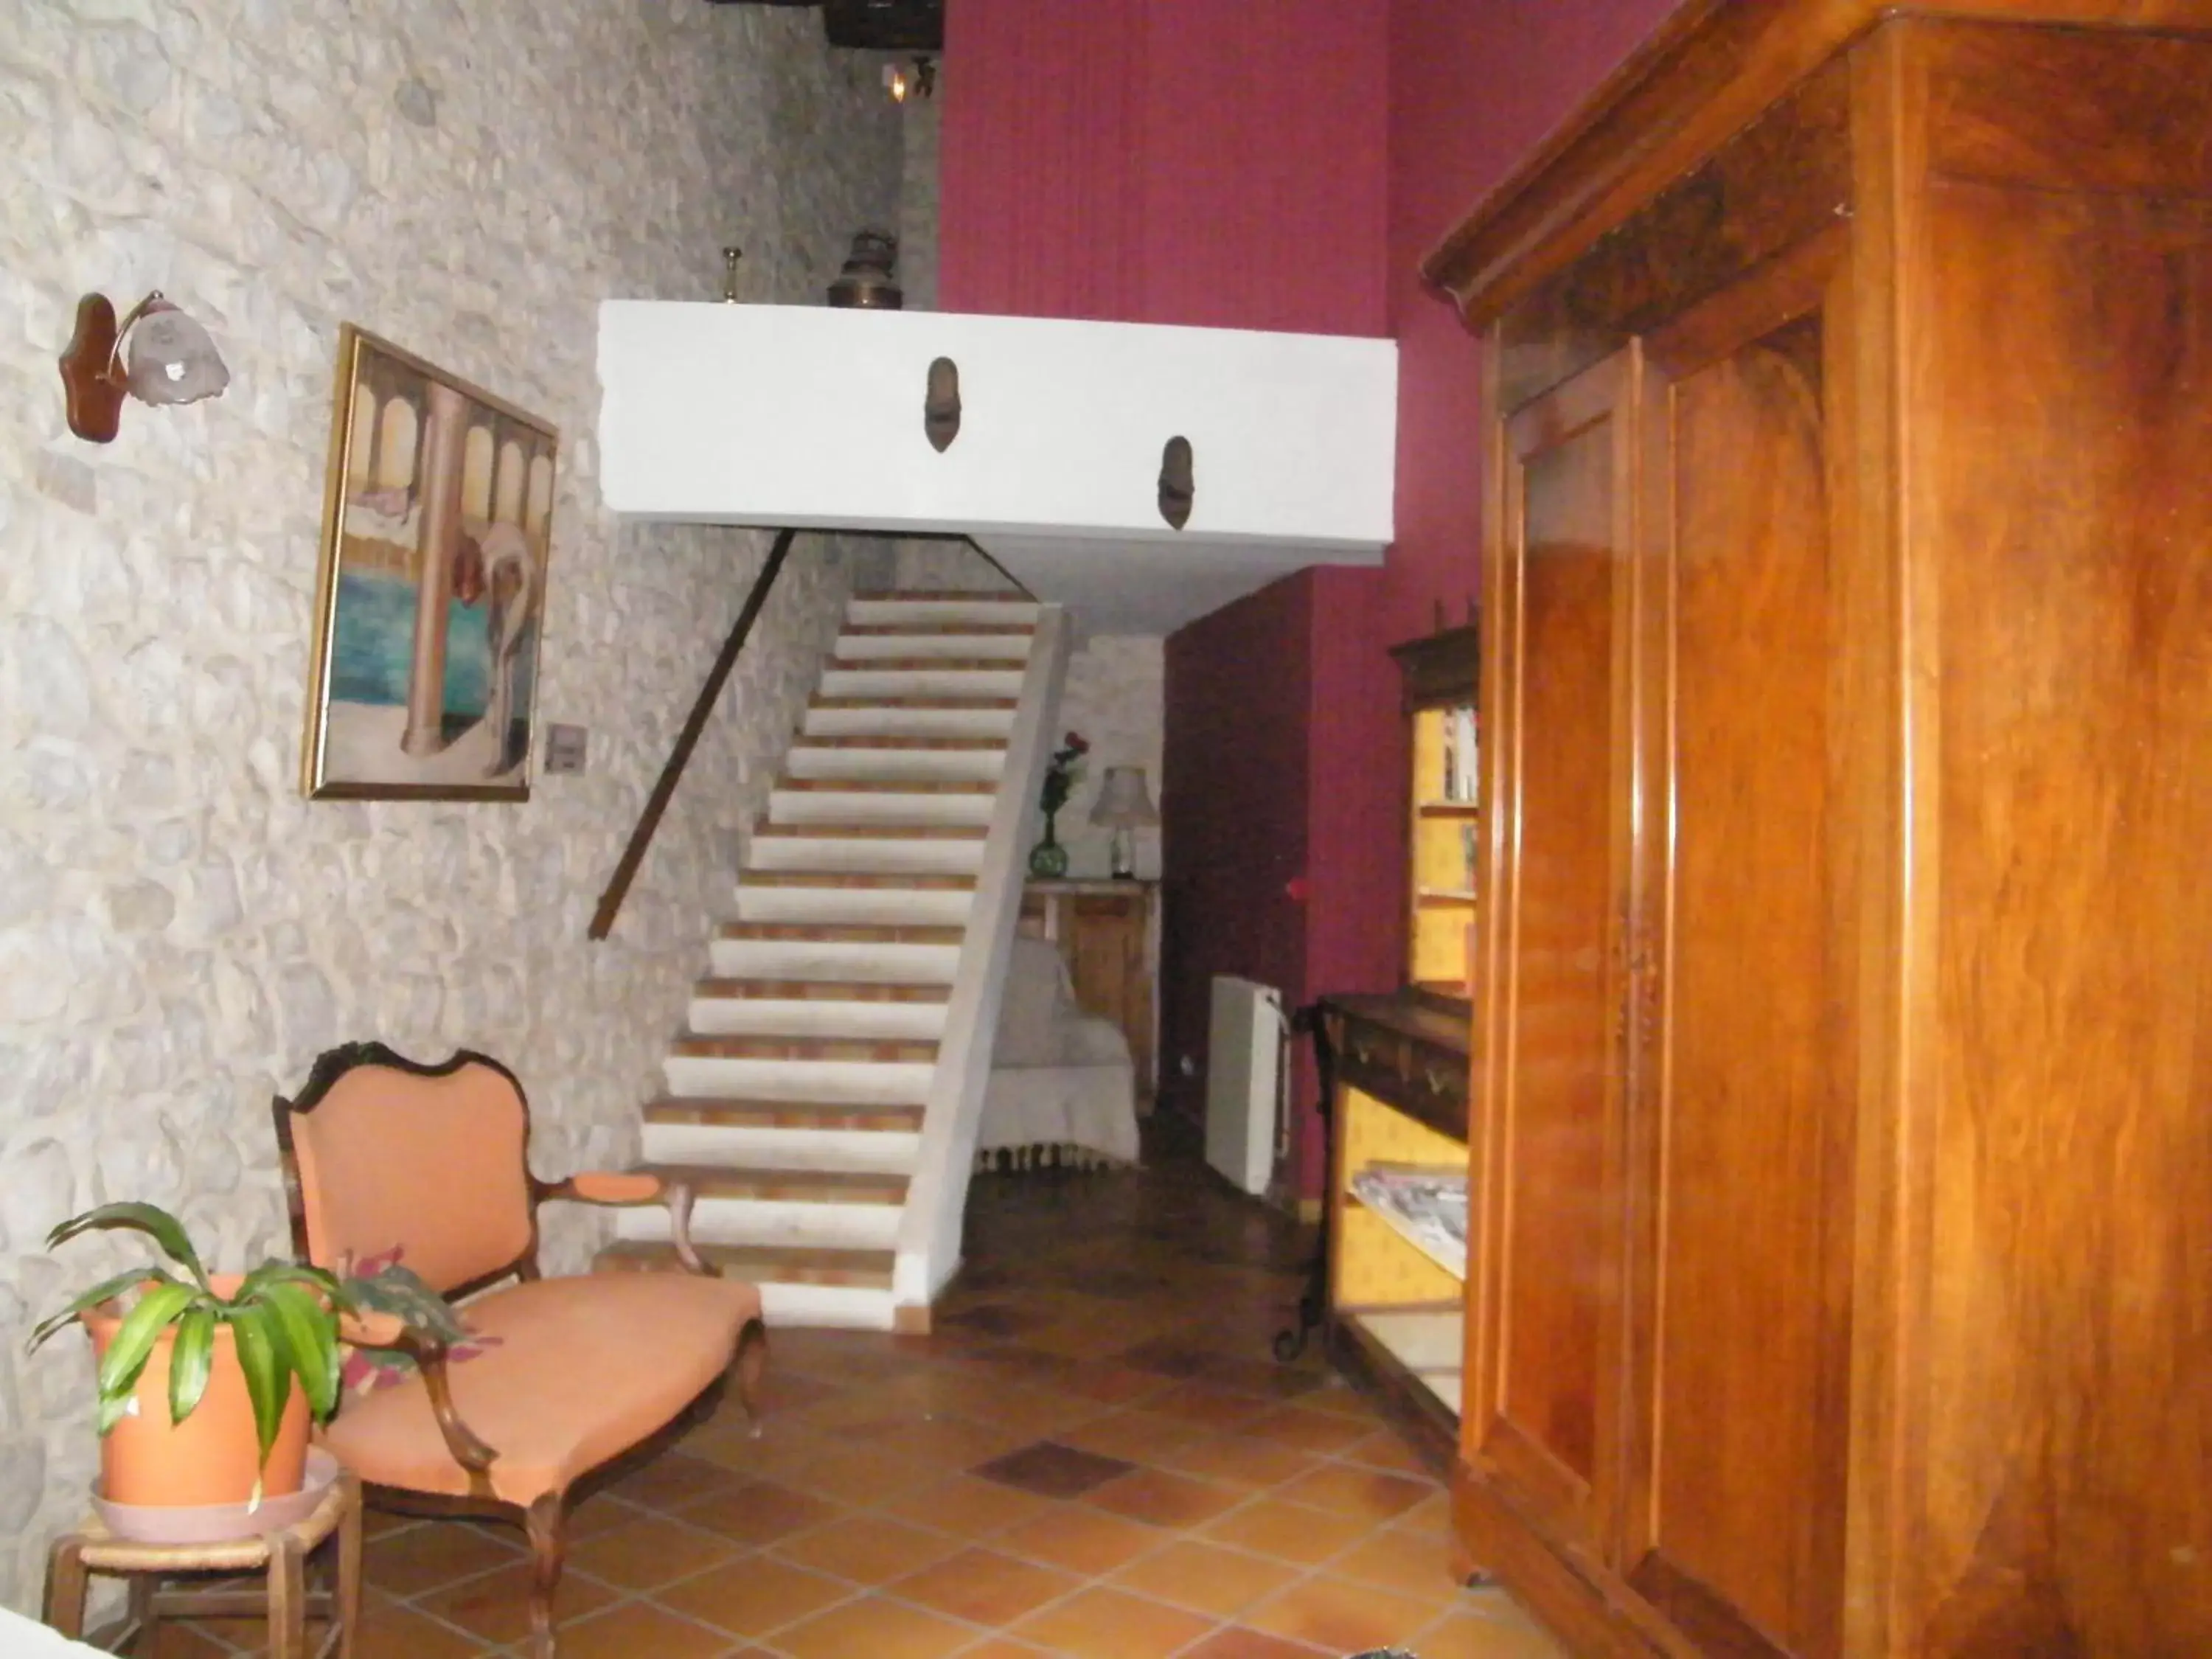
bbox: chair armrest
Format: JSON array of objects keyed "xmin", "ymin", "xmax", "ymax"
[
  {"xmin": 338, "ymin": 1312, "xmax": 500, "ymax": 1478},
  {"xmin": 534, "ymin": 1170, "xmax": 719, "ymax": 1279}
]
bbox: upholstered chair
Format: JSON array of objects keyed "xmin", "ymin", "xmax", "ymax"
[{"xmin": 271, "ymin": 1043, "xmax": 765, "ymax": 1658}]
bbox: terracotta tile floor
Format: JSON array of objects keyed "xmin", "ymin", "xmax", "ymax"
[{"xmin": 163, "ymin": 1126, "xmax": 1565, "ymax": 1656}]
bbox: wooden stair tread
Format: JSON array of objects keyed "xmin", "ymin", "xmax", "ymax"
[
  {"xmin": 754, "ymin": 823, "xmax": 987, "ymax": 841},
  {"xmin": 810, "ymin": 696, "xmax": 1019, "ymax": 711},
  {"xmin": 671, "ymin": 1032, "xmax": 939, "ymax": 1062},
  {"xmin": 830, "ymin": 658, "xmax": 1025, "ymax": 672},
  {"xmin": 597, "ymin": 1239, "xmax": 897, "ymax": 1288},
  {"xmin": 799, "ymin": 736, "xmax": 1009, "ymax": 751},
  {"xmin": 740, "ymin": 871, "xmax": 978, "ymax": 891},
  {"xmin": 852, "ymin": 590, "xmax": 1034, "ymax": 602},
  {"xmin": 634, "ymin": 1162, "xmax": 911, "ymax": 1203},
  {"xmin": 842, "ymin": 623, "xmax": 1035, "ymax": 637},
  {"xmin": 776, "ymin": 777, "xmax": 998, "ymax": 795},
  {"xmin": 717, "ymin": 921, "xmax": 967, "ymax": 944},
  {"xmin": 693, "ymin": 979, "xmax": 951, "ymax": 1002},
  {"xmin": 645, "ymin": 1095, "xmax": 926, "ymax": 1130}
]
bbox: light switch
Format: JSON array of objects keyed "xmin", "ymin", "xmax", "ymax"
[{"xmin": 543, "ymin": 724, "xmax": 588, "ymax": 775}]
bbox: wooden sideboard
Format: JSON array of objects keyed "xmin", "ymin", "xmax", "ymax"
[
  {"xmin": 1019, "ymin": 880, "xmax": 1157, "ymax": 1107},
  {"xmin": 1428, "ymin": 4, "xmax": 2212, "ymax": 1655}
]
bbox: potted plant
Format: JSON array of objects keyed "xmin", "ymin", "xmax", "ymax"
[
  {"xmin": 1029, "ymin": 729, "xmax": 1090, "ymax": 878},
  {"xmin": 28, "ymin": 1200, "xmax": 462, "ymax": 1526}
]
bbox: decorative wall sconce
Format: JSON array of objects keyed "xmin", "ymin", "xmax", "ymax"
[
  {"xmin": 884, "ymin": 56, "xmax": 936, "ymax": 103},
  {"xmin": 924, "ymin": 356, "xmax": 960, "ymax": 452},
  {"xmin": 59, "ymin": 291, "xmax": 230, "ymax": 443},
  {"xmin": 1158, "ymin": 435, "xmax": 1194, "ymax": 530}
]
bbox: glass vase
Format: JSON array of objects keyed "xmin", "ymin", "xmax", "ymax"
[{"xmin": 1028, "ymin": 810, "xmax": 1070, "ymax": 878}]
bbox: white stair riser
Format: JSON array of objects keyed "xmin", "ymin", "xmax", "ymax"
[
  {"xmin": 770, "ymin": 790, "xmax": 993, "ymax": 827},
  {"xmin": 661, "ymin": 1055, "xmax": 934, "ymax": 1104},
  {"xmin": 761, "ymin": 1283, "xmax": 897, "ymax": 1330},
  {"xmin": 849, "ymin": 599, "xmax": 1040, "ymax": 627},
  {"xmin": 785, "ymin": 747, "xmax": 1006, "ymax": 783},
  {"xmin": 746, "ymin": 838, "xmax": 984, "ymax": 876},
  {"xmin": 616, "ymin": 1197, "xmax": 901, "ymax": 1251},
  {"xmin": 641, "ymin": 1122, "xmax": 922, "ymax": 1173},
  {"xmin": 688, "ymin": 996, "xmax": 948, "ymax": 1040},
  {"xmin": 833, "ymin": 634, "xmax": 1032, "ymax": 662},
  {"xmin": 803, "ymin": 706, "xmax": 1017, "ymax": 740},
  {"xmin": 708, "ymin": 939, "xmax": 961, "ymax": 981},
  {"xmin": 820, "ymin": 668, "xmax": 1024, "ymax": 700},
  {"xmin": 733, "ymin": 886, "xmax": 974, "ymax": 926}
]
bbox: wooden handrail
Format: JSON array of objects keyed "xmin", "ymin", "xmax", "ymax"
[{"xmin": 588, "ymin": 526, "xmax": 799, "ymax": 941}]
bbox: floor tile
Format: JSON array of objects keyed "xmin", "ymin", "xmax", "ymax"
[
  {"xmin": 890, "ymin": 1546, "xmax": 1082, "ymax": 1626},
  {"xmin": 888, "ymin": 1475, "xmax": 1057, "ymax": 1539},
  {"xmin": 1084, "ymin": 1467, "xmax": 1246, "ymax": 1528},
  {"xmin": 1201, "ymin": 1498, "xmax": 1372, "ymax": 1566},
  {"xmin": 1106, "ymin": 1539, "xmax": 1301, "ymax": 1617},
  {"xmin": 773, "ymin": 1593, "xmax": 981, "ymax": 1659},
  {"xmin": 1140, "ymin": 1382, "xmax": 1276, "ymax": 1431},
  {"xmin": 1325, "ymin": 1527, "xmax": 1478, "ymax": 1604},
  {"xmin": 351, "ymin": 1599, "xmax": 495, "ymax": 1659},
  {"xmin": 552, "ymin": 1598, "xmax": 731, "ymax": 1659},
  {"xmin": 1010, "ymin": 1585, "xmax": 1217, "ymax": 1658},
  {"xmin": 973, "ymin": 1439, "xmax": 1137, "ymax": 1499},
  {"xmin": 1237, "ymin": 1405, "xmax": 1380, "ymax": 1455},
  {"xmin": 773, "ymin": 1514, "xmax": 965, "ymax": 1586},
  {"xmin": 656, "ymin": 1552, "xmax": 855, "ymax": 1637},
  {"xmin": 1413, "ymin": 1605, "xmax": 1577, "ymax": 1658},
  {"xmin": 1180, "ymin": 1629, "xmax": 1333, "ymax": 1658},
  {"xmin": 1274, "ymin": 1462, "xmax": 1435, "ymax": 1523},
  {"xmin": 1157, "ymin": 1433, "xmax": 1324, "ymax": 1491},
  {"xmin": 562, "ymin": 1512, "xmax": 738, "ymax": 1590},
  {"xmin": 608, "ymin": 1449, "xmax": 741, "ymax": 1509},
  {"xmin": 680, "ymin": 1479, "xmax": 842, "ymax": 1545},
  {"xmin": 414, "ymin": 1557, "xmax": 619, "ymax": 1646},
  {"xmin": 996, "ymin": 1505, "xmax": 1161, "ymax": 1575},
  {"xmin": 362, "ymin": 1520, "xmax": 521, "ymax": 1597},
  {"xmin": 1243, "ymin": 1573, "xmax": 1442, "ymax": 1652}
]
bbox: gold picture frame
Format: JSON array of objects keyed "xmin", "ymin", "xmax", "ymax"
[{"xmin": 301, "ymin": 324, "xmax": 559, "ymax": 800}]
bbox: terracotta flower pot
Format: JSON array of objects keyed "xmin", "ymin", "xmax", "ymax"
[{"xmin": 82, "ymin": 1275, "xmax": 310, "ymax": 1509}]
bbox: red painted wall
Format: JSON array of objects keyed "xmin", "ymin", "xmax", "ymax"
[
  {"xmin": 1381, "ymin": 0, "xmax": 1678, "ymax": 644},
  {"xmin": 1159, "ymin": 571, "xmax": 1317, "ymax": 1127},
  {"xmin": 942, "ymin": 0, "xmax": 1390, "ymax": 335}
]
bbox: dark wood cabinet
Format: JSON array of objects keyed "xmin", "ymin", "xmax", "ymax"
[{"xmin": 1431, "ymin": 5, "xmax": 2212, "ymax": 1655}]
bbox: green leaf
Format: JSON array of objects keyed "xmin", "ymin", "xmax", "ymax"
[
  {"xmin": 167, "ymin": 1307, "xmax": 215, "ymax": 1427},
  {"xmin": 27, "ymin": 1268, "xmax": 179, "ymax": 1351},
  {"xmin": 235, "ymin": 1261, "xmax": 347, "ymax": 1312},
  {"xmin": 229, "ymin": 1306, "xmax": 292, "ymax": 1470},
  {"xmin": 45, "ymin": 1203, "xmax": 209, "ymax": 1290},
  {"xmin": 256, "ymin": 1282, "xmax": 338, "ymax": 1422},
  {"xmin": 94, "ymin": 1281, "xmax": 198, "ymax": 1422},
  {"xmin": 344, "ymin": 1265, "xmax": 467, "ymax": 1345}
]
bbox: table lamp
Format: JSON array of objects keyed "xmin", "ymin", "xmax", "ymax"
[{"xmin": 1088, "ymin": 766, "xmax": 1158, "ymax": 880}]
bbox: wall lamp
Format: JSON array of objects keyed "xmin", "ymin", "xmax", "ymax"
[
  {"xmin": 59, "ymin": 291, "xmax": 231, "ymax": 443},
  {"xmin": 884, "ymin": 55, "xmax": 936, "ymax": 103}
]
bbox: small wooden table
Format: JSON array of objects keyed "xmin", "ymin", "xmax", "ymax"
[{"xmin": 42, "ymin": 1469, "xmax": 361, "ymax": 1658}]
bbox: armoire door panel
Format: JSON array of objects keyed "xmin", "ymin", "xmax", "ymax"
[
  {"xmin": 1620, "ymin": 258, "xmax": 1854, "ymax": 1658},
  {"xmin": 1472, "ymin": 352, "xmax": 1636, "ymax": 1547},
  {"xmin": 1908, "ymin": 178, "xmax": 2212, "ymax": 1659}
]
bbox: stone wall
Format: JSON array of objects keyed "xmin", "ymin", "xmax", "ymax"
[
  {"xmin": 1054, "ymin": 636, "xmax": 1166, "ymax": 883},
  {"xmin": 0, "ymin": 0, "xmax": 900, "ymax": 1611}
]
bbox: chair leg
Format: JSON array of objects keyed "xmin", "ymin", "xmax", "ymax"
[
  {"xmin": 735, "ymin": 1318, "xmax": 770, "ymax": 1438},
  {"xmin": 42, "ymin": 1538, "xmax": 89, "ymax": 1639},
  {"xmin": 524, "ymin": 1492, "xmax": 568, "ymax": 1659}
]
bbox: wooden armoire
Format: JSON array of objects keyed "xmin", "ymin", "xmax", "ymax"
[{"xmin": 1425, "ymin": 3, "xmax": 2212, "ymax": 1655}]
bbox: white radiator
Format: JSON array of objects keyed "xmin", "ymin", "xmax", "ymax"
[{"xmin": 1206, "ymin": 976, "xmax": 1284, "ymax": 1197}]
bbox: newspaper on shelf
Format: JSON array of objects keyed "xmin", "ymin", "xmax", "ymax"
[{"xmin": 1350, "ymin": 1162, "xmax": 1468, "ymax": 1276}]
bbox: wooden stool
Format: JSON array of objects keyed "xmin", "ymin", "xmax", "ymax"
[{"xmin": 42, "ymin": 1468, "xmax": 361, "ymax": 1658}]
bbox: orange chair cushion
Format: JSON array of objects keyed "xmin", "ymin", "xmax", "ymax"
[{"xmin": 319, "ymin": 1273, "xmax": 762, "ymax": 1506}]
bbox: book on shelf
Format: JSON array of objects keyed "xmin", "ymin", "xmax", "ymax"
[{"xmin": 1351, "ymin": 1162, "xmax": 1468, "ymax": 1273}]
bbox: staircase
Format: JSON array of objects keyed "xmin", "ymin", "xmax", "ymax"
[{"xmin": 597, "ymin": 589, "xmax": 1058, "ymax": 1328}]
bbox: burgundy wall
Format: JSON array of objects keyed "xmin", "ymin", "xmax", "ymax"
[
  {"xmin": 945, "ymin": 0, "xmax": 1683, "ymax": 1195},
  {"xmin": 942, "ymin": 0, "xmax": 1390, "ymax": 335},
  {"xmin": 1159, "ymin": 572, "xmax": 1317, "ymax": 1125},
  {"xmin": 1381, "ymin": 0, "xmax": 1678, "ymax": 644}
]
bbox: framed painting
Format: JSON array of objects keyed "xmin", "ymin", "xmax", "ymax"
[{"xmin": 301, "ymin": 325, "xmax": 559, "ymax": 800}]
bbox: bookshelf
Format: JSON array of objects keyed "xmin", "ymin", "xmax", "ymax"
[{"xmin": 1392, "ymin": 627, "xmax": 1480, "ymax": 998}]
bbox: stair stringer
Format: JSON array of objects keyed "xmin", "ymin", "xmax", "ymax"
[{"xmin": 891, "ymin": 605, "xmax": 1072, "ymax": 1312}]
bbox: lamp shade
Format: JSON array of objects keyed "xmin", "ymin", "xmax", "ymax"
[
  {"xmin": 124, "ymin": 299, "xmax": 229, "ymax": 407},
  {"xmin": 1089, "ymin": 765, "xmax": 1158, "ymax": 828}
]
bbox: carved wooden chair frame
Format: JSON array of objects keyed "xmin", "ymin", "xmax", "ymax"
[{"xmin": 271, "ymin": 1041, "xmax": 767, "ymax": 1656}]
